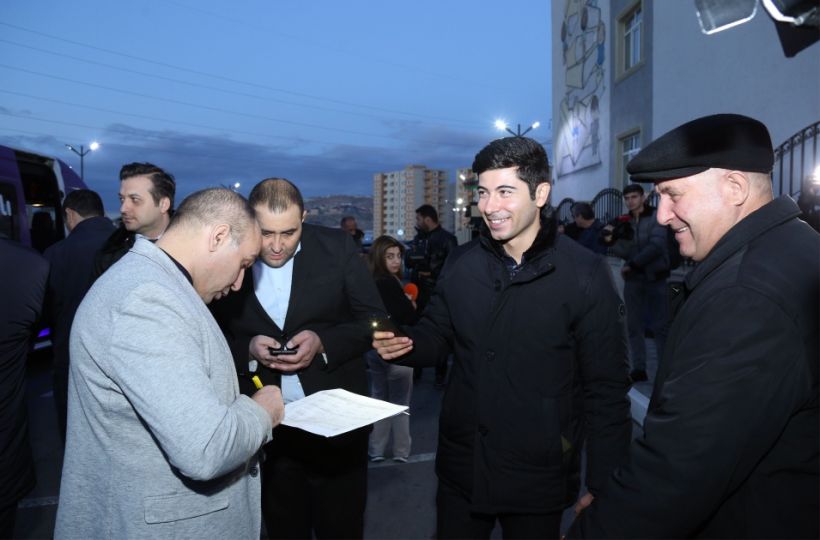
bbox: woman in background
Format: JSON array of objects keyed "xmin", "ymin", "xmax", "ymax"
[{"xmin": 367, "ymin": 235, "xmax": 419, "ymax": 463}]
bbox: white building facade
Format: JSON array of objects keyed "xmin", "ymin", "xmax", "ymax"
[{"xmin": 551, "ymin": 0, "xmax": 820, "ymax": 203}]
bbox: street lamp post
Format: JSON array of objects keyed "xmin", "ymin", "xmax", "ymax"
[
  {"xmin": 494, "ymin": 119, "xmax": 541, "ymax": 137},
  {"xmin": 65, "ymin": 141, "xmax": 100, "ymax": 181}
]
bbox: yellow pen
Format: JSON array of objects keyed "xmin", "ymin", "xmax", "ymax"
[{"xmin": 251, "ymin": 375, "xmax": 264, "ymax": 390}]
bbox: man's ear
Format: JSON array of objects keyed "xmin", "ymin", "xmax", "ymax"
[
  {"xmin": 723, "ymin": 170, "xmax": 751, "ymax": 206},
  {"xmin": 535, "ymin": 182, "xmax": 551, "ymax": 208},
  {"xmin": 64, "ymin": 208, "xmax": 78, "ymax": 231},
  {"xmin": 159, "ymin": 197, "xmax": 171, "ymax": 214},
  {"xmin": 209, "ymin": 223, "xmax": 231, "ymax": 252}
]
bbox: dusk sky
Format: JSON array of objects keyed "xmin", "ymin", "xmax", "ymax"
[{"xmin": 1, "ymin": 0, "xmax": 551, "ymax": 210}]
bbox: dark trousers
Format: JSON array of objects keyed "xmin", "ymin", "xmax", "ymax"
[
  {"xmin": 0, "ymin": 502, "xmax": 16, "ymax": 540},
  {"xmin": 624, "ymin": 277, "xmax": 669, "ymax": 371},
  {"xmin": 53, "ymin": 358, "xmax": 69, "ymax": 442},
  {"xmin": 436, "ymin": 480, "xmax": 562, "ymax": 540},
  {"xmin": 261, "ymin": 426, "xmax": 368, "ymax": 539}
]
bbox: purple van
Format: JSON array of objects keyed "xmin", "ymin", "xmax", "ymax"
[{"xmin": 0, "ymin": 145, "xmax": 87, "ymax": 251}]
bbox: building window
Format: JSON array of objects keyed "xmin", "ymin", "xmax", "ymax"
[
  {"xmin": 619, "ymin": 3, "xmax": 642, "ymax": 75},
  {"xmin": 619, "ymin": 131, "xmax": 641, "ymax": 186}
]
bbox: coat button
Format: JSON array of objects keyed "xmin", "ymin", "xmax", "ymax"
[
  {"xmin": 250, "ymin": 466, "xmax": 259, "ymax": 477},
  {"xmin": 486, "ymin": 350, "xmax": 495, "ymax": 361},
  {"xmin": 478, "ymin": 424, "xmax": 488, "ymax": 436}
]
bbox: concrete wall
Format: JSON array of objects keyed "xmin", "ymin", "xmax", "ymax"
[
  {"xmin": 609, "ymin": 0, "xmax": 653, "ymax": 189},
  {"xmin": 651, "ymin": 2, "xmax": 820, "ymax": 147},
  {"xmin": 551, "ymin": 0, "xmax": 613, "ymax": 202}
]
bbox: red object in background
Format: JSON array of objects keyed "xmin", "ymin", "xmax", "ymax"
[{"xmin": 403, "ymin": 283, "xmax": 418, "ymax": 302}]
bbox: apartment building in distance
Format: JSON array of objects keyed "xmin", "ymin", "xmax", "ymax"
[
  {"xmin": 452, "ymin": 167, "xmax": 478, "ymax": 244},
  {"xmin": 372, "ymin": 164, "xmax": 451, "ymax": 241}
]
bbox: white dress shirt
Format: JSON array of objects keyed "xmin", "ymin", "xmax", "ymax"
[{"xmin": 252, "ymin": 243, "xmax": 305, "ymax": 403}]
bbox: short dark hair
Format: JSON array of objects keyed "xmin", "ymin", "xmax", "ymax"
[
  {"xmin": 571, "ymin": 202, "xmax": 594, "ymax": 220},
  {"xmin": 368, "ymin": 235, "xmax": 405, "ymax": 278},
  {"xmin": 64, "ymin": 189, "xmax": 104, "ymax": 218},
  {"xmin": 415, "ymin": 204, "xmax": 438, "ymax": 223},
  {"xmin": 119, "ymin": 162, "xmax": 176, "ymax": 209},
  {"xmin": 623, "ymin": 183, "xmax": 645, "ymax": 196},
  {"xmin": 472, "ymin": 137, "xmax": 551, "ymax": 198},
  {"xmin": 249, "ymin": 178, "xmax": 304, "ymax": 214},
  {"xmin": 168, "ymin": 188, "xmax": 256, "ymax": 244},
  {"xmin": 340, "ymin": 216, "xmax": 356, "ymax": 227}
]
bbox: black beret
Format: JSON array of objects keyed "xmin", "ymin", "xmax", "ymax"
[{"xmin": 627, "ymin": 114, "xmax": 774, "ymax": 182}]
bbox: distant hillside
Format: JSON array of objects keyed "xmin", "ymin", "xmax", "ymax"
[{"xmin": 304, "ymin": 194, "xmax": 373, "ymax": 230}]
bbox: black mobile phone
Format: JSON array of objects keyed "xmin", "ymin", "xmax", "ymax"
[
  {"xmin": 268, "ymin": 345, "xmax": 299, "ymax": 356},
  {"xmin": 369, "ymin": 316, "xmax": 406, "ymax": 338}
]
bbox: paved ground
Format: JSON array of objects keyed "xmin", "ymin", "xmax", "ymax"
[{"xmin": 16, "ymin": 359, "xmax": 653, "ymax": 539}]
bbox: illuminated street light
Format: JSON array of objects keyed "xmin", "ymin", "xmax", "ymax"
[
  {"xmin": 65, "ymin": 141, "xmax": 100, "ymax": 181},
  {"xmin": 494, "ymin": 119, "xmax": 541, "ymax": 137}
]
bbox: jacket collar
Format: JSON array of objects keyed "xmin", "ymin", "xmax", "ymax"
[
  {"xmin": 684, "ymin": 196, "xmax": 801, "ymax": 292},
  {"xmin": 479, "ymin": 209, "xmax": 558, "ymax": 278},
  {"xmin": 71, "ymin": 215, "xmax": 112, "ymax": 234}
]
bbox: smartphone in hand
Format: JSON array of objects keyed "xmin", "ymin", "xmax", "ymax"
[
  {"xmin": 268, "ymin": 345, "xmax": 299, "ymax": 356},
  {"xmin": 369, "ymin": 316, "xmax": 407, "ymax": 338}
]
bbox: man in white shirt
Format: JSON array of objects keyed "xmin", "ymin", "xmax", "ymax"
[{"xmin": 210, "ymin": 178, "xmax": 386, "ymax": 539}]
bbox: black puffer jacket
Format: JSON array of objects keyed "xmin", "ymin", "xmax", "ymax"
[{"xmin": 403, "ymin": 216, "xmax": 631, "ymax": 514}]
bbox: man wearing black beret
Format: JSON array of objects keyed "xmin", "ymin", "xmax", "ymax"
[{"xmin": 569, "ymin": 113, "xmax": 819, "ymax": 538}]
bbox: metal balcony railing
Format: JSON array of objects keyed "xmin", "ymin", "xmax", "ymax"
[{"xmin": 773, "ymin": 121, "xmax": 819, "ymax": 198}]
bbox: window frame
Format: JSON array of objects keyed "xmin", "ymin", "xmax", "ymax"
[
  {"xmin": 616, "ymin": 1, "xmax": 644, "ymax": 81},
  {"xmin": 617, "ymin": 128, "xmax": 642, "ymax": 188}
]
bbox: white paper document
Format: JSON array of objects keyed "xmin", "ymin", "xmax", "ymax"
[{"xmin": 282, "ymin": 388, "xmax": 408, "ymax": 437}]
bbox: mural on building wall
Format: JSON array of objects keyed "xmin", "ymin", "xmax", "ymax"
[{"xmin": 556, "ymin": 0, "xmax": 606, "ymax": 178}]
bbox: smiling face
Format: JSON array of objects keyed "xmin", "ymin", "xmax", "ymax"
[
  {"xmin": 655, "ymin": 169, "xmax": 740, "ymax": 261},
  {"xmin": 477, "ymin": 167, "xmax": 550, "ymax": 262},
  {"xmin": 254, "ymin": 203, "xmax": 305, "ymax": 268}
]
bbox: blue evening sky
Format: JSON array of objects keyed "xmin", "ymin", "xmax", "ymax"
[{"xmin": 0, "ymin": 0, "xmax": 551, "ymax": 208}]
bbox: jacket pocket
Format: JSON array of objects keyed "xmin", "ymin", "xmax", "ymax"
[{"xmin": 143, "ymin": 492, "xmax": 229, "ymax": 524}]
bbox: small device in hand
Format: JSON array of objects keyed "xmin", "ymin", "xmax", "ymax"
[
  {"xmin": 369, "ymin": 316, "xmax": 406, "ymax": 338},
  {"xmin": 268, "ymin": 344, "xmax": 299, "ymax": 356}
]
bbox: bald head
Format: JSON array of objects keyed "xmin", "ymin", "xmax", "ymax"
[
  {"xmin": 167, "ymin": 188, "xmax": 257, "ymax": 245},
  {"xmin": 159, "ymin": 188, "xmax": 261, "ymax": 304}
]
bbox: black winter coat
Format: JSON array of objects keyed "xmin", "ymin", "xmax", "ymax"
[
  {"xmin": 570, "ymin": 196, "xmax": 820, "ymax": 538},
  {"xmin": 403, "ymin": 219, "xmax": 632, "ymax": 514},
  {"xmin": 0, "ymin": 240, "xmax": 49, "ymax": 508},
  {"xmin": 44, "ymin": 216, "xmax": 115, "ymax": 371}
]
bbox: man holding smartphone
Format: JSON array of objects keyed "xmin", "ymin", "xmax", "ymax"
[{"xmin": 210, "ymin": 178, "xmax": 386, "ymax": 539}]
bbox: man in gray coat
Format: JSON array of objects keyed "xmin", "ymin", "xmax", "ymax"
[{"xmin": 55, "ymin": 188, "xmax": 284, "ymax": 539}]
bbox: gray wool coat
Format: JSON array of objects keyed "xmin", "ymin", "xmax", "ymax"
[{"xmin": 55, "ymin": 238, "xmax": 273, "ymax": 539}]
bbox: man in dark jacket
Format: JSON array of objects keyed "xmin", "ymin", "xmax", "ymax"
[
  {"xmin": 569, "ymin": 114, "xmax": 819, "ymax": 538},
  {"xmin": 602, "ymin": 183, "xmax": 670, "ymax": 382},
  {"xmin": 406, "ymin": 204, "xmax": 458, "ymax": 386},
  {"xmin": 44, "ymin": 189, "xmax": 114, "ymax": 442},
  {"xmin": 210, "ymin": 178, "xmax": 386, "ymax": 539},
  {"xmin": 568, "ymin": 202, "xmax": 607, "ymax": 255},
  {"xmin": 374, "ymin": 137, "xmax": 631, "ymax": 539},
  {"xmin": 93, "ymin": 162, "xmax": 175, "ymax": 276},
  {"xmin": 0, "ymin": 239, "xmax": 49, "ymax": 537}
]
